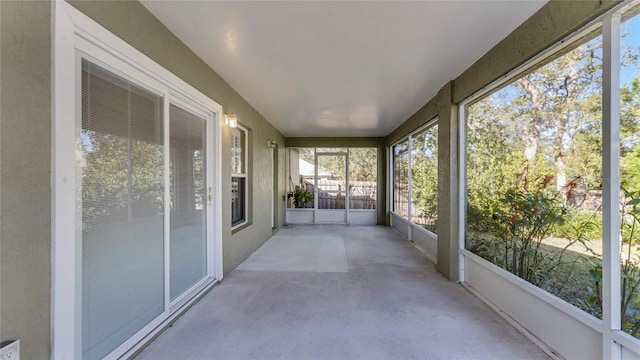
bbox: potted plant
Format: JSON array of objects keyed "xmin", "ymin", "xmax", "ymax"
[{"xmin": 287, "ymin": 188, "xmax": 314, "ymax": 208}]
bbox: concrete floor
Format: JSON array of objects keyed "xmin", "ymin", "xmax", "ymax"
[{"xmin": 136, "ymin": 225, "xmax": 549, "ymax": 360}]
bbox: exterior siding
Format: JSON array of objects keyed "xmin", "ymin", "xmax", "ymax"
[{"xmin": 1, "ymin": 1, "xmax": 52, "ymax": 359}]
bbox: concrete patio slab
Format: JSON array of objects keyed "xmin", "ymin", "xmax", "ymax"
[
  {"xmin": 136, "ymin": 224, "xmax": 549, "ymax": 360},
  {"xmin": 237, "ymin": 230, "xmax": 348, "ymax": 273}
]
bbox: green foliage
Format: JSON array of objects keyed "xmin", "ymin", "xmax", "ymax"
[
  {"xmin": 621, "ymin": 75, "xmax": 640, "ymax": 150},
  {"xmin": 588, "ymin": 191, "xmax": 640, "ymax": 337},
  {"xmin": 621, "ymin": 192, "xmax": 640, "ymax": 336},
  {"xmin": 623, "ymin": 145, "xmax": 640, "ymax": 194},
  {"xmin": 469, "ymin": 175, "xmax": 595, "ymax": 287},
  {"xmin": 82, "ymin": 132, "xmax": 164, "ymax": 227},
  {"xmin": 288, "ymin": 188, "xmax": 314, "ymax": 208},
  {"xmin": 411, "ymin": 127, "xmax": 438, "ymax": 232},
  {"xmin": 348, "ymin": 148, "xmax": 378, "ymax": 182},
  {"xmin": 552, "ymin": 209, "xmax": 603, "ymax": 241}
]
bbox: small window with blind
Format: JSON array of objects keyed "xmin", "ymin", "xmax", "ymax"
[{"xmin": 231, "ymin": 126, "xmax": 248, "ymax": 228}]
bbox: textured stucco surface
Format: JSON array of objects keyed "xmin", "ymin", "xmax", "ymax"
[
  {"xmin": 0, "ymin": 1, "xmax": 52, "ymax": 359},
  {"xmin": 385, "ymin": 0, "xmax": 620, "ymax": 280},
  {"xmin": 68, "ymin": 0, "xmax": 286, "ymax": 276},
  {"xmin": 435, "ymin": 82, "xmax": 459, "ymax": 281}
]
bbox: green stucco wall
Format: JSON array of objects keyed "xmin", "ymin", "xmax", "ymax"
[{"xmin": 0, "ymin": 1, "xmax": 52, "ymax": 359}]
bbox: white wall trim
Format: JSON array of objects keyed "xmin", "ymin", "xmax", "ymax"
[
  {"xmin": 390, "ymin": 212, "xmax": 437, "ymax": 264},
  {"xmin": 410, "ymin": 221, "xmax": 437, "ymax": 240},
  {"xmin": 52, "ymin": 1, "xmax": 82, "ymax": 357},
  {"xmin": 612, "ymin": 331, "xmax": 640, "ymax": 356},
  {"xmin": 460, "ymin": 283, "xmax": 564, "ymax": 360},
  {"xmin": 461, "ymin": 249, "xmax": 603, "ymax": 332},
  {"xmin": 119, "ymin": 279, "xmax": 218, "ymax": 360}
]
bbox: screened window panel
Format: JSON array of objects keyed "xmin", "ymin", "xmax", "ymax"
[
  {"xmin": 317, "ymin": 155, "xmax": 346, "ymax": 210},
  {"xmin": 169, "ymin": 104, "xmax": 207, "ymax": 301},
  {"xmin": 393, "ymin": 141, "xmax": 409, "ymax": 218},
  {"xmin": 348, "ymin": 148, "xmax": 377, "ymax": 210},
  {"xmin": 231, "ymin": 177, "xmax": 246, "ymax": 226},
  {"xmin": 410, "ymin": 126, "xmax": 438, "ymax": 233},
  {"xmin": 465, "ymin": 30, "xmax": 604, "ymax": 320},
  {"xmin": 620, "ymin": 9, "xmax": 640, "ymax": 339},
  {"xmin": 81, "ymin": 59, "xmax": 164, "ymax": 360}
]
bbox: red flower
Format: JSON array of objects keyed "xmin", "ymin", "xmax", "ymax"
[{"xmin": 510, "ymin": 214, "xmax": 520, "ymax": 223}]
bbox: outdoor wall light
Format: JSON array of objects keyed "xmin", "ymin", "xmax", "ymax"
[
  {"xmin": 267, "ymin": 139, "xmax": 277, "ymax": 148},
  {"xmin": 224, "ymin": 113, "xmax": 238, "ymax": 128}
]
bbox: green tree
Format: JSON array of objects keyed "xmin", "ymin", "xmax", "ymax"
[{"xmin": 411, "ymin": 126, "xmax": 438, "ymax": 231}]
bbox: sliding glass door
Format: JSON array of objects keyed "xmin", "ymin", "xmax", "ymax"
[
  {"xmin": 81, "ymin": 60, "xmax": 166, "ymax": 360},
  {"xmin": 80, "ymin": 59, "xmax": 215, "ymax": 359}
]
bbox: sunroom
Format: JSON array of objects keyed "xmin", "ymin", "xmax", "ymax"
[{"xmin": 2, "ymin": 0, "xmax": 640, "ymax": 359}]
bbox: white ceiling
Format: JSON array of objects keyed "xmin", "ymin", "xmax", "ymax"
[{"xmin": 141, "ymin": 0, "xmax": 547, "ymax": 137}]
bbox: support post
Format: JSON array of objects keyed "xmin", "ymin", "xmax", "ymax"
[
  {"xmin": 602, "ymin": 12, "xmax": 622, "ymax": 360},
  {"xmin": 437, "ymin": 82, "xmax": 460, "ymax": 281}
]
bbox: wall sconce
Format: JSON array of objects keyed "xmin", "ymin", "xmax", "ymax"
[
  {"xmin": 224, "ymin": 113, "xmax": 238, "ymax": 128},
  {"xmin": 267, "ymin": 139, "xmax": 277, "ymax": 149}
]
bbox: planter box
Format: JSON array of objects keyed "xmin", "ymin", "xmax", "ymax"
[
  {"xmin": 349, "ymin": 210, "xmax": 376, "ymax": 225},
  {"xmin": 286, "ymin": 208, "xmax": 314, "ymax": 224}
]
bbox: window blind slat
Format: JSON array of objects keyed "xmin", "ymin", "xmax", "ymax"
[{"xmin": 81, "ymin": 59, "xmax": 165, "ymax": 360}]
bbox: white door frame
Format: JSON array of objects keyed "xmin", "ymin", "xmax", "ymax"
[
  {"xmin": 52, "ymin": 2, "xmax": 223, "ymax": 359},
  {"xmin": 314, "ymin": 152, "xmax": 349, "ymax": 223}
]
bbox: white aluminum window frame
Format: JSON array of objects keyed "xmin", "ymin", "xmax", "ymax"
[
  {"xmin": 389, "ymin": 118, "xmax": 439, "ymax": 240},
  {"xmin": 285, "ymin": 147, "xmax": 377, "ymax": 225},
  {"xmin": 52, "ymin": 2, "xmax": 224, "ymax": 359},
  {"xmin": 390, "ymin": 140, "xmax": 410, "ymax": 218},
  {"xmin": 231, "ymin": 124, "xmax": 249, "ymax": 230},
  {"xmin": 457, "ymin": 1, "xmax": 639, "ymax": 358}
]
